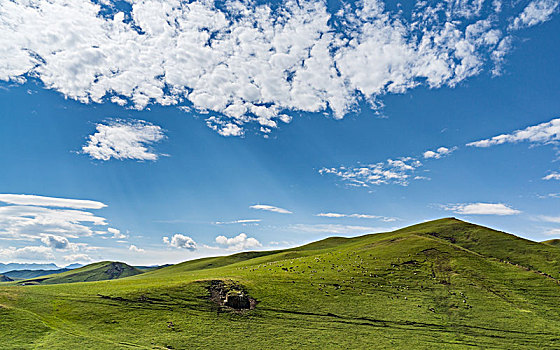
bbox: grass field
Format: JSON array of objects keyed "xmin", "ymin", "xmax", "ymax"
[{"xmin": 1, "ymin": 218, "xmax": 560, "ymax": 349}]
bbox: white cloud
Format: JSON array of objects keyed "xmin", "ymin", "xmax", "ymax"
[
  {"xmin": 0, "ymin": 246, "xmax": 54, "ymax": 261},
  {"xmin": 0, "ymin": 194, "xmax": 106, "ymax": 209},
  {"xmin": 0, "ymin": 0, "xmax": 548, "ymax": 135},
  {"xmin": 320, "ymin": 157, "xmax": 423, "ymax": 187},
  {"xmin": 250, "ymin": 204, "xmax": 292, "ymax": 214},
  {"xmin": 467, "ymin": 118, "xmax": 560, "ymax": 148},
  {"xmin": 215, "ymin": 233, "xmax": 262, "ymax": 251},
  {"xmin": 538, "ymin": 215, "xmax": 560, "ymax": 223},
  {"xmin": 545, "ymin": 228, "xmax": 560, "ymax": 236},
  {"xmin": 315, "ymin": 213, "xmax": 396, "ymax": 221},
  {"xmin": 442, "ymin": 202, "xmax": 521, "ymax": 215},
  {"xmin": 543, "ymin": 172, "xmax": 560, "ymax": 180},
  {"xmin": 214, "ymin": 219, "xmax": 261, "ymax": 225},
  {"xmin": 290, "ymin": 224, "xmax": 389, "ymax": 235},
  {"xmin": 40, "ymin": 234, "xmax": 78, "ymax": 251},
  {"xmin": 63, "ymin": 253, "xmax": 93, "ymax": 263},
  {"xmin": 423, "ymin": 146, "xmax": 456, "ymax": 159},
  {"xmin": 0, "ymin": 205, "xmax": 108, "ymax": 240},
  {"xmin": 82, "ymin": 119, "xmax": 165, "ymax": 161},
  {"xmin": 129, "ymin": 245, "xmax": 145, "ymax": 253},
  {"xmin": 163, "ymin": 234, "xmax": 197, "ymax": 250},
  {"xmin": 510, "ymin": 0, "xmax": 559, "ymax": 30},
  {"xmin": 108, "ymin": 227, "xmax": 127, "ymax": 239}
]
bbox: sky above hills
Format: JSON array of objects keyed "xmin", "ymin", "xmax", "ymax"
[{"xmin": 0, "ymin": 0, "xmax": 559, "ymax": 266}]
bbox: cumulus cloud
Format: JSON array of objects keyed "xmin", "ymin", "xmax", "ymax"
[
  {"xmin": 316, "ymin": 213, "xmax": 396, "ymax": 221},
  {"xmin": 0, "ymin": 0, "xmax": 551, "ymax": 135},
  {"xmin": 320, "ymin": 157, "xmax": 423, "ymax": 187},
  {"xmin": 63, "ymin": 253, "xmax": 93, "ymax": 263},
  {"xmin": 423, "ymin": 147, "xmax": 456, "ymax": 159},
  {"xmin": 82, "ymin": 119, "xmax": 165, "ymax": 161},
  {"xmin": 442, "ymin": 202, "xmax": 521, "ymax": 215},
  {"xmin": 0, "ymin": 246, "xmax": 54, "ymax": 261},
  {"xmin": 214, "ymin": 233, "xmax": 262, "ymax": 251},
  {"xmin": 543, "ymin": 172, "xmax": 560, "ymax": 180},
  {"xmin": 0, "ymin": 194, "xmax": 106, "ymax": 209},
  {"xmin": 129, "ymin": 244, "xmax": 145, "ymax": 253},
  {"xmin": 467, "ymin": 118, "xmax": 560, "ymax": 148},
  {"xmin": 250, "ymin": 204, "xmax": 292, "ymax": 214},
  {"xmin": 108, "ymin": 227, "xmax": 127, "ymax": 239},
  {"xmin": 510, "ymin": 0, "xmax": 559, "ymax": 30},
  {"xmin": 40, "ymin": 234, "xmax": 78, "ymax": 251},
  {"xmin": 163, "ymin": 234, "xmax": 197, "ymax": 250}
]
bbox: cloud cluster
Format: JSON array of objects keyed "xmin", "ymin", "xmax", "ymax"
[
  {"xmin": 0, "ymin": 196, "xmax": 109, "ymax": 240},
  {"xmin": 543, "ymin": 172, "xmax": 560, "ymax": 180},
  {"xmin": 320, "ymin": 157, "xmax": 423, "ymax": 187},
  {"xmin": 423, "ymin": 147, "xmax": 456, "ymax": 159},
  {"xmin": 1, "ymin": 0, "xmax": 553, "ymax": 135},
  {"xmin": 467, "ymin": 118, "xmax": 560, "ymax": 148},
  {"xmin": 82, "ymin": 119, "xmax": 166, "ymax": 161},
  {"xmin": 163, "ymin": 234, "xmax": 197, "ymax": 250},
  {"xmin": 510, "ymin": 0, "xmax": 559, "ymax": 30},
  {"xmin": 129, "ymin": 244, "xmax": 145, "ymax": 253},
  {"xmin": 250, "ymin": 204, "xmax": 292, "ymax": 214},
  {"xmin": 215, "ymin": 233, "xmax": 262, "ymax": 251},
  {"xmin": 0, "ymin": 246, "xmax": 54, "ymax": 261},
  {"xmin": 442, "ymin": 202, "xmax": 521, "ymax": 215}
]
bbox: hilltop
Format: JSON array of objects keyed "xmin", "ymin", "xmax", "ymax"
[
  {"xmin": 542, "ymin": 238, "xmax": 560, "ymax": 247},
  {"xmin": 1, "ymin": 218, "xmax": 560, "ymax": 349}
]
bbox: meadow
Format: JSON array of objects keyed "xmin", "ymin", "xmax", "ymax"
[{"xmin": 1, "ymin": 218, "xmax": 560, "ymax": 349}]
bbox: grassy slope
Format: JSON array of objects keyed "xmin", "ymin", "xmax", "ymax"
[
  {"xmin": 1, "ymin": 218, "xmax": 560, "ymax": 349},
  {"xmin": 542, "ymin": 239, "xmax": 560, "ymax": 248}
]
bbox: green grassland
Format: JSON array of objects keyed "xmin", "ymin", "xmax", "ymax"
[{"xmin": 1, "ymin": 218, "xmax": 560, "ymax": 349}]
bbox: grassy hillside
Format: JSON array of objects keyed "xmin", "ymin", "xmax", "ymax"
[
  {"xmin": 1, "ymin": 218, "xmax": 560, "ymax": 349},
  {"xmin": 542, "ymin": 239, "xmax": 560, "ymax": 248},
  {"xmin": 18, "ymin": 262, "xmax": 144, "ymax": 285}
]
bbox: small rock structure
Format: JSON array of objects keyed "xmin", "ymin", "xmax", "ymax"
[{"xmin": 208, "ymin": 280, "xmax": 257, "ymax": 311}]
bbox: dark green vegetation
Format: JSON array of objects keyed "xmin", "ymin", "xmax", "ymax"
[{"xmin": 1, "ymin": 218, "xmax": 560, "ymax": 349}]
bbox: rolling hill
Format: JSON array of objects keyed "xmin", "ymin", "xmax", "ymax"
[
  {"xmin": 1, "ymin": 218, "xmax": 560, "ymax": 349},
  {"xmin": 542, "ymin": 238, "xmax": 560, "ymax": 247}
]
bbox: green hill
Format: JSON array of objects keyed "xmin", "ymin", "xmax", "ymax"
[
  {"xmin": 1, "ymin": 218, "xmax": 560, "ymax": 349},
  {"xmin": 542, "ymin": 238, "xmax": 560, "ymax": 247},
  {"xmin": 0, "ymin": 274, "xmax": 13, "ymax": 282},
  {"xmin": 18, "ymin": 262, "xmax": 144, "ymax": 285}
]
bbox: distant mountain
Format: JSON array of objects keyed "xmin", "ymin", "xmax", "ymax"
[
  {"xmin": 20, "ymin": 261, "xmax": 145, "ymax": 285},
  {"xmin": 134, "ymin": 264, "xmax": 173, "ymax": 272},
  {"xmin": 3, "ymin": 268, "xmax": 70, "ymax": 280},
  {"xmin": 0, "ymin": 274, "xmax": 13, "ymax": 282},
  {"xmin": 0, "ymin": 263, "xmax": 59, "ymax": 274}
]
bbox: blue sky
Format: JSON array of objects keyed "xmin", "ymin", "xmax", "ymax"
[{"xmin": 0, "ymin": 0, "xmax": 559, "ymax": 266}]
